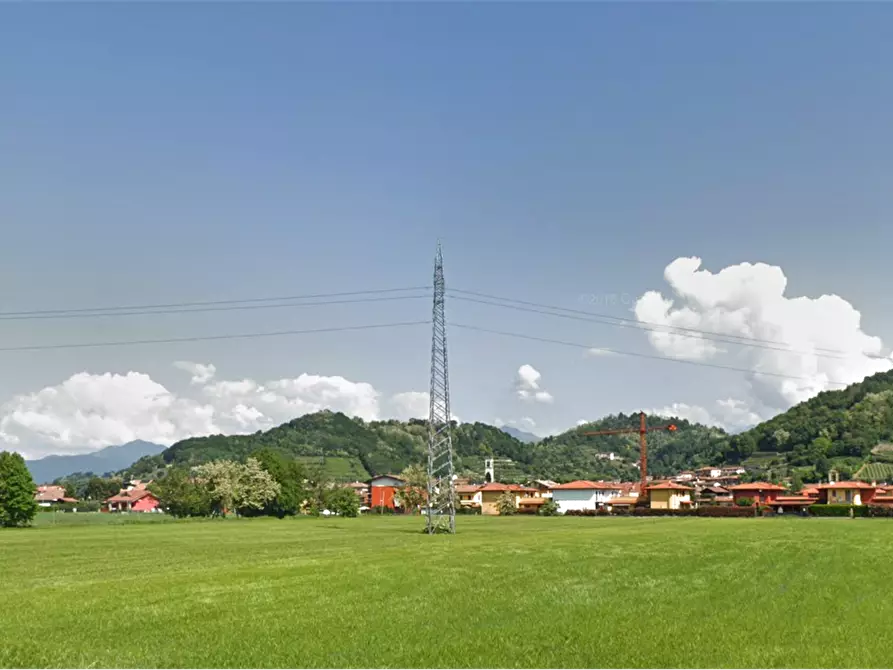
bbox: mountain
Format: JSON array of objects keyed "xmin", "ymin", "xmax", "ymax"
[
  {"xmin": 26, "ymin": 440, "xmax": 167, "ymax": 484},
  {"xmin": 123, "ymin": 410, "xmax": 725, "ymax": 484},
  {"xmin": 727, "ymin": 368, "xmax": 893, "ymax": 480},
  {"xmin": 500, "ymin": 426, "xmax": 541, "ymax": 443}
]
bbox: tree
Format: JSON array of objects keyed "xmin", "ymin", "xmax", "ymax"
[
  {"xmin": 194, "ymin": 459, "xmax": 280, "ymax": 517},
  {"xmin": 0, "ymin": 451, "xmax": 39, "ymax": 527},
  {"xmin": 496, "ymin": 490, "xmax": 516, "ymax": 516},
  {"xmin": 84, "ymin": 477, "xmax": 123, "ymax": 501},
  {"xmin": 538, "ymin": 499, "xmax": 559, "ymax": 516},
  {"xmin": 325, "ymin": 486, "xmax": 361, "ymax": 517},
  {"xmin": 62, "ymin": 481, "xmax": 78, "ymax": 499},
  {"xmin": 789, "ymin": 472, "xmax": 804, "ymax": 494},
  {"xmin": 393, "ymin": 464, "xmax": 427, "ymax": 515},
  {"xmin": 250, "ymin": 449, "xmax": 308, "ymax": 518},
  {"xmin": 150, "ymin": 468, "xmax": 213, "ymax": 518}
]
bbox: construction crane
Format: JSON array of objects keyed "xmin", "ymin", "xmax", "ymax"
[{"xmin": 583, "ymin": 411, "xmax": 677, "ymax": 495}]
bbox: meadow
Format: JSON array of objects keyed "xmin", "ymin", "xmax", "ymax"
[{"xmin": 1, "ymin": 514, "xmax": 890, "ymax": 668}]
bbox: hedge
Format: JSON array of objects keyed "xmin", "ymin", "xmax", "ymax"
[{"xmin": 808, "ymin": 504, "xmax": 855, "ymax": 517}]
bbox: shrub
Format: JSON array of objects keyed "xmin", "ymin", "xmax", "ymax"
[
  {"xmin": 456, "ymin": 505, "xmax": 480, "ymax": 515},
  {"xmin": 696, "ymin": 505, "xmax": 760, "ymax": 518},
  {"xmin": 57, "ymin": 501, "xmax": 101, "ymax": 513},
  {"xmin": 538, "ymin": 499, "xmax": 560, "ymax": 517},
  {"xmin": 862, "ymin": 505, "xmax": 893, "ymax": 518},
  {"xmin": 735, "ymin": 497, "xmax": 754, "ymax": 507},
  {"xmin": 496, "ymin": 491, "xmax": 516, "ymax": 516},
  {"xmin": 516, "ymin": 506, "xmax": 538, "ymax": 515},
  {"xmin": 369, "ymin": 505, "xmax": 396, "ymax": 515},
  {"xmin": 325, "ymin": 486, "xmax": 360, "ymax": 518},
  {"xmin": 809, "ymin": 504, "xmax": 855, "ymax": 517}
]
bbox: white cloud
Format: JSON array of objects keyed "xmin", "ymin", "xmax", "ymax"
[
  {"xmin": 650, "ymin": 398, "xmax": 763, "ymax": 433},
  {"xmin": 515, "ymin": 364, "xmax": 554, "ymax": 404},
  {"xmin": 174, "ymin": 361, "xmax": 217, "ymax": 385},
  {"xmin": 576, "ymin": 419, "xmax": 588, "ymax": 426},
  {"xmin": 635, "ymin": 257, "xmax": 893, "ymax": 413},
  {"xmin": 1, "ymin": 367, "xmax": 430, "ymax": 459},
  {"xmin": 389, "ymin": 391, "xmax": 429, "ymax": 421},
  {"xmin": 0, "ymin": 372, "xmax": 217, "ymax": 457}
]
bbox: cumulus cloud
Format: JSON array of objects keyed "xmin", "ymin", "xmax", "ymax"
[
  {"xmin": 635, "ymin": 257, "xmax": 893, "ymax": 416},
  {"xmin": 174, "ymin": 361, "xmax": 217, "ymax": 385},
  {"xmin": 2, "ymin": 367, "xmax": 451, "ymax": 459},
  {"xmin": 389, "ymin": 391, "xmax": 429, "ymax": 421},
  {"xmin": 650, "ymin": 398, "xmax": 763, "ymax": 433},
  {"xmin": 515, "ymin": 364, "xmax": 554, "ymax": 404}
]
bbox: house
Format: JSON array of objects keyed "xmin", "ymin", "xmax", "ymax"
[
  {"xmin": 696, "ymin": 467, "xmax": 722, "ymax": 480},
  {"xmin": 550, "ymin": 481, "xmax": 625, "ymax": 514},
  {"xmin": 477, "ymin": 483, "xmax": 536, "ymax": 515},
  {"xmin": 456, "ymin": 484, "xmax": 482, "ymax": 510},
  {"xmin": 674, "ymin": 471, "xmax": 695, "ymax": 482},
  {"xmin": 770, "ymin": 495, "xmax": 815, "ymax": 514},
  {"xmin": 532, "ymin": 480, "xmax": 559, "ymax": 498},
  {"xmin": 800, "ymin": 485, "xmax": 821, "ymax": 499},
  {"xmin": 696, "ymin": 485, "xmax": 733, "ymax": 507},
  {"xmin": 606, "ymin": 496, "xmax": 639, "ymax": 510},
  {"xmin": 34, "ymin": 485, "xmax": 78, "ymax": 507},
  {"xmin": 816, "ymin": 481, "xmax": 878, "ymax": 506},
  {"xmin": 645, "ymin": 481, "xmax": 693, "ymax": 510},
  {"xmin": 728, "ymin": 482, "xmax": 786, "ymax": 505},
  {"xmin": 105, "ymin": 485, "xmax": 161, "ymax": 513},
  {"xmin": 517, "ymin": 497, "xmax": 547, "ymax": 512},
  {"xmin": 369, "ymin": 474, "xmax": 405, "ymax": 510}
]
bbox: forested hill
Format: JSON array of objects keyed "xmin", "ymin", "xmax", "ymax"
[
  {"xmin": 727, "ymin": 368, "xmax": 893, "ymax": 479},
  {"xmin": 114, "ymin": 369, "xmax": 893, "ymax": 484},
  {"xmin": 123, "ymin": 410, "xmax": 725, "ymax": 483}
]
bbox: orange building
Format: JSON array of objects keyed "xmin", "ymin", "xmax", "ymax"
[{"xmin": 369, "ymin": 474, "xmax": 405, "ymax": 509}]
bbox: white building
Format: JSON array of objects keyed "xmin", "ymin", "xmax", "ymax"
[{"xmin": 550, "ymin": 481, "xmax": 625, "ymax": 514}]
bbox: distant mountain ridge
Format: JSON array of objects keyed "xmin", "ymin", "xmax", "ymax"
[
  {"xmin": 499, "ymin": 426, "xmax": 540, "ymax": 443},
  {"xmin": 25, "ymin": 440, "xmax": 167, "ymax": 484}
]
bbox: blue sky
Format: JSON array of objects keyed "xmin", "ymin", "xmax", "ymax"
[{"xmin": 3, "ymin": 3, "xmax": 893, "ymax": 456}]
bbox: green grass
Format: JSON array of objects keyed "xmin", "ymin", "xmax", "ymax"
[{"xmin": 2, "ymin": 516, "xmax": 892, "ymax": 668}]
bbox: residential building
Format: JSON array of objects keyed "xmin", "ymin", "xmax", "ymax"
[
  {"xmin": 35, "ymin": 485, "xmax": 77, "ymax": 507},
  {"xmin": 369, "ymin": 474, "xmax": 405, "ymax": 509},
  {"xmin": 456, "ymin": 484, "xmax": 482, "ymax": 510},
  {"xmin": 105, "ymin": 486, "xmax": 161, "ymax": 513},
  {"xmin": 645, "ymin": 482, "xmax": 693, "ymax": 510},
  {"xmin": 696, "ymin": 467, "xmax": 722, "ymax": 480},
  {"xmin": 770, "ymin": 496, "xmax": 815, "ymax": 514},
  {"xmin": 728, "ymin": 482, "xmax": 786, "ymax": 505},
  {"xmin": 477, "ymin": 483, "xmax": 536, "ymax": 515},
  {"xmin": 816, "ymin": 481, "xmax": 878, "ymax": 506},
  {"xmin": 550, "ymin": 481, "xmax": 625, "ymax": 514},
  {"xmin": 532, "ymin": 480, "xmax": 559, "ymax": 498}
]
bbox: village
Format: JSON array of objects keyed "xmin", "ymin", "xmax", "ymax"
[{"xmin": 32, "ymin": 464, "xmax": 893, "ymax": 517}]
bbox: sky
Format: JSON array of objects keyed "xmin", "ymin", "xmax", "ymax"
[{"xmin": 3, "ymin": 3, "xmax": 893, "ymax": 459}]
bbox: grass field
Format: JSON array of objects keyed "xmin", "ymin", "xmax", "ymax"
[{"xmin": 2, "ymin": 515, "xmax": 891, "ymax": 668}]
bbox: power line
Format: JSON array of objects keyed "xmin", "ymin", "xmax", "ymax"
[
  {"xmin": 448, "ymin": 288, "xmax": 892, "ymax": 362},
  {"xmin": 0, "ymin": 286, "xmax": 429, "ymax": 319},
  {"xmin": 0, "ymin": 321, "xmax": 430, "ymax": 353},
  {"xmin": 450, "ymin": 322, "xmax": 853, "ymax": 387},
  {"xmin": 0, "ymin": 294, "xmax": 430, "ymax": 322}
]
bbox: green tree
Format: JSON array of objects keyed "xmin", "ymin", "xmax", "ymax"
[
  {"xmin": 789, "ymin": 472, "xmax": 804, "ymax": 494},
  {"xmin": 0, "ymin": 451, "xmax": 39, "ymax": 527},
  {"xmin": 194, "ymin": 459, "xmax": 280, "ymax": 517},
  {"xmin": 150, "ymin": 468, "xmax": 213, "ymax": 518},
  {"xmin": 394, "ymin": 464, "xmax": 427, "ymax": 514},
  {"xmin": 84, "ymin": 477, "xmax": 123, "ymax": 501},
  {"xmin": 496, "ymin": 490, "xmax": 516, "ymax": 516},
  {"xmin": 250, "ymin": 449, "xmax": 308, "ymax": 518},
  {"xmin": 325, "ymin": 486, "xmax": 361, "ymax": 517},
  {"xmin": 538, "ymin": 499, "xmax": 559, "ymax": 516}
]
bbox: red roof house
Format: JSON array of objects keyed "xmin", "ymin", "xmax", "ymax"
[
  {"xmin": 105, "ymin": 484, "xmax": 161, "ymax": 513},
  {"xmin": 816, "ymin": 481, "xmax": 878, "ymax": 506},
  {"xmin": 728, "ymin": 482, "xmax": 786, "ymax": 505}
]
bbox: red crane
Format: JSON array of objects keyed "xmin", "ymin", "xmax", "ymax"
[{"xmin": 583, "ymin": 411, "xmax": 677, "ymax": 494}]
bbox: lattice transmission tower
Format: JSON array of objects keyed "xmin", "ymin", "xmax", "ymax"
[{"xmin": 426, "ymin": 242, "xmax": 456, "ymax": 534}]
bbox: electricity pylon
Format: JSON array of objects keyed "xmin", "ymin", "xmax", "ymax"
[{"xmin": 426, "ymin": 242, "xmax": 456, "ymax": 534}]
